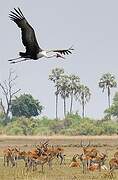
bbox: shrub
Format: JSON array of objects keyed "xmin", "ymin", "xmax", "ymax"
[
  {"xmin": 0, "ymin": 113, "xmax": 118, "ymax": 136},
  {"xmin": 49, "ymin": 120, "xmax": 64, "ymax": 134}
]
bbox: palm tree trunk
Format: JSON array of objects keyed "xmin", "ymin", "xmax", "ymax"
[
  {"xmin": 82, "ymin": 101, "xmax": 85, "ymax": 119},
  {"xmin": 63, "ymin": 98, "xmax": 66, "ymax": 117},
  {"xmin": 55, "ymin": 94, "xmax": 58, "ymax": 120},
  {"xmin": 108, "ymin": 87, "xmax": 111, "ymax": 120},
  {"xmin": 70, "ymin": 93, "xmax": 73, "ymax": 114},
  {"xmin": 82, "ymin": 94, "xmax": 85, "ymax": 119},
  {"xmin": 108, "ymin": 87, "xmax": 111, "ymax": 109}
]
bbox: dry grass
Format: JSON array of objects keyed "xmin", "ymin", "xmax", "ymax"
[{"xmin": 0, "ymin": 136, "xmax": 118, "ymax": 180}]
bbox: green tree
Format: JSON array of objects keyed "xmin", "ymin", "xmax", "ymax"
[
  {"xmin": 76, "ymin": 85, "xmax": 91, "ymax": 118},
  {"xmin": 99, "ymin": 73, "xmax": 117, "ymax": 109},
  {"xmin": 49, "ymin": 68, "xmax": 64, "ymax": 120},
  {"xmin": 68, "ymin": 75, "xmax": 80, "ymax": 114},
  {"xmin": 11, "ymin": 94, "xmax": 43, "ymax": 118},
  {"xmin": 104, "ymin": 92, "xmax": 118, "ymax": 118}
]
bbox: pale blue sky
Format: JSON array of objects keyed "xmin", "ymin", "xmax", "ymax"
[{"xmin": 0, "ymin": 0, "xmax": 118, "ymax": 119}]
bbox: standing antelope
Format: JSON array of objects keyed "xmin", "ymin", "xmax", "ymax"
[
  {"xmin": 27, "ymin": 150, "xmax": 55, "ymax": 172},
  {"xmin": 39, "ymin": 141, "xmax": 65, "ymax": 165},
  {"xmin": 80, "ymin": 140, "xmax": 98, "ymax": 173},
  {"xmin": 3, "ymin": 147, "xmax": 16, "ymax": 167}
]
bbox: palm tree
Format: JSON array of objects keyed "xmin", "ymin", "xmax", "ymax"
[
  {"xmin": 49, "ymin": 68, "xmax": 64, "ymax": 120},
  {"xmin": 68, "ymin": 75, "xmax": 80, "ymax": 114},
  {"xmin": 76, "ymin": 85, "xmax": 91, "ymax": 118},
  {"xmin": 58, "ymin": 75, "xmax": 70, "ymax": 117},
  {"xmin": 99, "ymin": 73, "xmax": 117, "ymax": 109}
]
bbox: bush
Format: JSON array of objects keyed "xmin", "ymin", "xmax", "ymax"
[
  {"xmin": 60, "ymin": 128, "xmax": 78, "ymax": 135},
  {"xmin": 49, "ymin": 120, "xmax": 64, "ymax": 134},
  {"xmin": 33, "ymin": 127, "xmax": 51, "ymax": 136},
  {"xmin": 100, "ymin": 121, "xmax": 118, "ymax": 135},
  {"xmin": 0, "ymin": 112, "xmax": 5, "ymax": 124},
  {"xmin": 6, "ymin": 127, "xmax": 24, "ymax": 135},
  {"xmin": 0, "ymin": 113, "xmax": 118, "ymax": 136}
]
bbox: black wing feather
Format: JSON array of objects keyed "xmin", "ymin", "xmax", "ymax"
[
  {"xmin": 9, "ymin": 8, "xmax": 42, "ymax": 56},
  {"xmin": 53, "ymin": 47, "xmax": 74, "ymax": 56}
]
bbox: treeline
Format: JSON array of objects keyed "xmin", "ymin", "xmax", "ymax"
[
  {"xmin": 0, "ymin": 67, "xmax": 118, "ymax": 136},
  {"xmin": 49, "ymin": 68, "xmax": 91, "ymax": 119},
  {"xmin": 0, "ymin": 113, "xmax": 118, "ymax": 136},
  {"xmin": 49, "ymin": 69, "xmax": 117, "ymax": 120},
  {"xmin": 0, "ymin": 68, "xmax": 118, "ymax": 123}
]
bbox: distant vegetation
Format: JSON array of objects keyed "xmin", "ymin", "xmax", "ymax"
[
  {"xmin": 0, "ymin": 113, "xmax": 118, "ymax": 136},
  {"xmin": 0, "ymin": 68, "xmax": 118, "ymax": 136}
]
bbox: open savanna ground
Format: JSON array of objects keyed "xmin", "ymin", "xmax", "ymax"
[{"xmin": 0, "ymin": 135, "xmax": 118, "ymax": 180}]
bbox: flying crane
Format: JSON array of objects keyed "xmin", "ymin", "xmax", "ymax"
[{"xmin": 9, "ymin": 8, "xmax": 74, "ymax": 64}]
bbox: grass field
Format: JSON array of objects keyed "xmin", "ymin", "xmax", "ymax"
[{"xmin": 0, "ymin": 135, "xmax": 118, "ymax": 180}]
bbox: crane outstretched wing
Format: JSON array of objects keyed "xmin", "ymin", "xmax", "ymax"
[
  {"xmin": 52, "ymin": 46, "xmax": 74, "ymax": 55},
  {"xmin": 9, "ymin": 8, "xmax": 42, "ymax": 55}
]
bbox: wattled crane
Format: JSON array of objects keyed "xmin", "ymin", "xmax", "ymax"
[{"xmin": 9, "ymin": 8, "xmax": 74, "ymax": 64}]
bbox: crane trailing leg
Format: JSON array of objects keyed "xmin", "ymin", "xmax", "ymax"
[
  {"xmin": 8, "ymin": 57, "xmax": 22, "ymax": 62},
  {"xmin": 8, "ymin": 57, "xmax": 31, "ymax": 64},
  {"xmin": 8, "ymin": 51, "xmax": 33, "ymax": 64}
]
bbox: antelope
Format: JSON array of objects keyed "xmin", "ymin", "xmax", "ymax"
[
  {"xmin": 114, "ymin": 151, "xmax": 118, "ymax": 159},
  {"xmin": 15, "ymin": 150, "xmax": 29, "ymax": 167},
  {"xmin": 38, "ymin": 141, "xmax": 65, "ymax": 165},
  {"xmin": 3, "ymin": 147, "xmax": 16, "ymax": 167},
  {"xmin": 79, "ymin": 153, "xmax": 89, "ymax": 174},
  {"xmin": 80, "ymin": 140, "xmax": 98, "ymax": 173},
  {"xmin": 25, "ymin": 142, "xmax": 54, "ymax": 171},
  {"xmin": 27, "ymin": 151, "xmax": 55, "ymax": 172},
  {"xmin": 89, "ymin": 152, "xmax": 107, "ymax": 171},
  {"xmin": 88, "ymin": 163, "xmax": 100, "ymax": 171},
  {"xmin": 69, "ymin": 154, "xmax": 80, "ymax": 168},
  {"xmin": 109, "ymin": 157, "xmax": 118, "ymax": 172},
  {"xmin": 80, "ymin": 140, "xmax": 98, "ymax": 159}
]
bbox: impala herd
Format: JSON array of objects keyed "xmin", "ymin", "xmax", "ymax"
[
  {"xmin": 3, "ymin": 140, "xmax": 65, "ymax": 172},
  {"xmin": 2, "ymin": 140, "xmax": 118, "ymax": 177}
]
